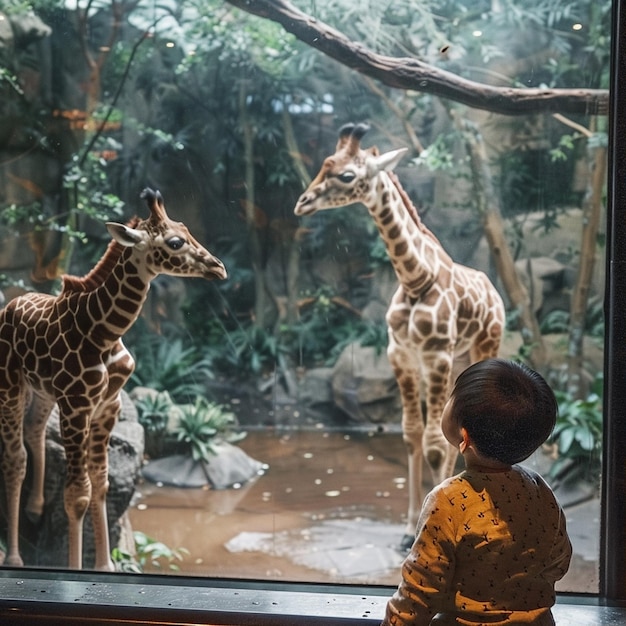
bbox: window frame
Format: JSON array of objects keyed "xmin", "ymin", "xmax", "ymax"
[{"xmin": 602, "ymin": 0, "xmax": 626, "ymax": 602}]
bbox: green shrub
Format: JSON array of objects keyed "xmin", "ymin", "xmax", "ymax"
[
  {"xmin": 129, "ymin": 336, "xmax": 214, "ymax": 403},
  {"xmin": 174, "ymin": 397, "xmax": 243, "ymax": 463},
  {"xmin": 549, "ymin": 376, "xmax": 603, "ymax": 486},
  {"xmin": 134, "ymin": 391, "xmax": 174, "ymax": 458},
  {"xmin": 112, "ymin": 531, "xmax": 188, "ymax": 573}
]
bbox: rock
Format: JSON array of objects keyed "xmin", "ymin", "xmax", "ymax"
[
  {"xmin": 514, "ymin": 256, "xmax": 576, "ymax": 318},
  {"xmin": 142, "ymin": 441, "xmax": 267, "ymax": 489},
  {"xmin": 295, "ymin": 367, "xmax": 334, "ymax": 406},
  {"xmin": 331, "ymin": 342, "xmax": 402, "ymax": 424}
]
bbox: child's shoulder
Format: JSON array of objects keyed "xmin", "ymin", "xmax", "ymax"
[
  {"xmin": 431, "ymin": 472, "xmax": 475, "ymax": 496},
  {"xmin": 446, "ymin": 465, "xmax": 552, "ymax": 492}
]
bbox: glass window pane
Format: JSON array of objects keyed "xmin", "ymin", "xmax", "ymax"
[{"xmin": 0, "ymin": 0, "xmax": 607, "ymax": 598}]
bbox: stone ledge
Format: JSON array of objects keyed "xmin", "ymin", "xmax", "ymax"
[{"xmin": 0, "ymin": 572, "xmax": 623, "ymax": 625}]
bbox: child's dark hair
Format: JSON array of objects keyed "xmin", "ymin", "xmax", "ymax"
[{"xmin": 449, "ymin": 358, "xmax": 558, "ymax": 465}]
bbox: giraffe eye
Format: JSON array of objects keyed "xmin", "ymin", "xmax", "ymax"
[
  {"xmin": 166, "ymin": 236, "xmax": 186, "ymax": 250},
  {"xmin": 337, "ymin": 172, "xmax": 356, "ymax": 184}
]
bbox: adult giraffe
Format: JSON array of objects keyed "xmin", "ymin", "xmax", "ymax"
[
  {"xmin": 0, "ymin": 188, "xmax": 226, "ymax": 569},
  {"xmin": 294, "ymin": 124, "xmax": 504, "ymax": 549}
]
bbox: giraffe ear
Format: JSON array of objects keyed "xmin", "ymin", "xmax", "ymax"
[
  {"xmin": 106, "ymin": 222, "xmax": 148, "ymax": 248},
  {"xmin": 366, "ymin": 147, "xmax": 409, "ymax": 176}
]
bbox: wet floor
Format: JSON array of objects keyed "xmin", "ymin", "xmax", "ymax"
[{"xmin": 128, "ymin": 429, "xmax": 599, "ymax": 592}]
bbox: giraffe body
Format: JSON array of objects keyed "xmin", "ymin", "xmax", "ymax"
[
  {"xmin": 0, "ymin": 189, "xmax": 226, "ymax": 569},
  {"xmin": 294, "ymin": 124, "xmax": 504, "ymax": 548}
]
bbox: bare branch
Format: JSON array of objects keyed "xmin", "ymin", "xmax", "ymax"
[{"xmin": 224, "ymin": 0, "xmax": 608, "ymax": 117}]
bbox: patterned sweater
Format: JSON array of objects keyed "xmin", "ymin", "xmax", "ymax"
[{"xmin": 382, "ymin": 466, "xmax": 572, "ymax": 626}]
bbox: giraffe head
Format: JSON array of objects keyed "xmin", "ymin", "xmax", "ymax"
[
  {"xmin": 294, "ymin": 123, "xmax": 408, "ymax": 217},
  {"xmin": 105, "ymin": 188, "xmax": 227, "ymax": 281}
]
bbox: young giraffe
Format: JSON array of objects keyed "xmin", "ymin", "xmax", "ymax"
[
  {"xmin": 0, "ymin": 188, "xmax": 226, "ymax": 569},
  {"xmin": 294, "ymin": 124, "xmax": 504, "ymax": 549}
]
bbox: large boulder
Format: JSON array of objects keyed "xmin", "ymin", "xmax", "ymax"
[
  {"xmin": 19, "ymin": 390, "xmax": 144, "ymax": 568},
  {"xmin": 331, "ymin": 343, "xmax": 402, "ymax": 424}
]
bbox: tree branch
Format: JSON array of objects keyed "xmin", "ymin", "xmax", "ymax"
[{"xmin": 224, "ymin": 0, "xmax": 608, "ymax": 117}]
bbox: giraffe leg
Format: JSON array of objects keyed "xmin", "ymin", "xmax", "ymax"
[
  {"xmin": 423, "ymin": 352, "xmax": 457, "ymax": 485},
  {"xmin": 87, "ymin": 396, "xmax": 120, "ymax": 572},
  {"xmin": 389, "ymin": 344, "xmax": 425, "ymax": 551},
  {"xmin": 23, "ymin": 394, "xmax": 55, "ymax": 523},
  {"xmin": 0, "ymin": 395, "xmax": 28, "ymax": 567},
  {"xmin": 57, "ymin": 399, "xmax": 93, "ymax": 569}
]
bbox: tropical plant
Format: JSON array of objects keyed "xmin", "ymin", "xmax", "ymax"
[
  {"xmin": 174, "ymin": 397, "xmax": 242, "ymax": 463},
  {"xmin": 134, "ymin": 391, "xmax": 175, "ymax": 458},
  {"xmin": 585, "ymin": 297, "xmax": 605, "ymax": 338},
  {"xmin": 221, "ymin": 324, "xmax": 283, "ymax": 377},
  {"xmin": 540, "ymin": 309, "xmax": 570, "ymax": 334},
  {"xmin": 111, "ymin": 531, "xmax": 189, "ymax": 573},
  {"xmin": 135, "ymin": 391, "xmax": 173, "ymax": 434},
  {"xmin": 129, "ymin": 336, "xmax": 214, "ymax": 403},
  {"xmin": 548, "ymin": 375, "xmax": 603, "ymax": 486},
  {"xmin": 357, "ymin": 320, "xmax": 389, "ymax": 357}
]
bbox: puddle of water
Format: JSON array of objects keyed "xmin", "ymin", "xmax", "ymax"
[{"xmin": 130, "ymin": 429, "xmax": 409, "ymax": 583}]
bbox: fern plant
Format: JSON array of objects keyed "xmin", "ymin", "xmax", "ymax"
[{"xmin": 130, "ymin": 337, "xmax": 214, "ymax": 402}]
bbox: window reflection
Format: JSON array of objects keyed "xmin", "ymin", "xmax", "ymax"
[{"xmin": 0, "ymin": 0, "xmax": 607, "ymax": 594}]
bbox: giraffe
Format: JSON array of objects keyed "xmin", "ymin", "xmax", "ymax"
[
  {"xmin": 0, "ymin": 188, "xmax": 227, "ymax": 570},
  {"xmin": 294, "ymin": 123, "xmax": 504, "ymax": 549}
]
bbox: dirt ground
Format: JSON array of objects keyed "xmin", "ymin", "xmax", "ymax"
[{"xmin": 128, "ymin": 429, "xmax": 598, "ymax": 593}]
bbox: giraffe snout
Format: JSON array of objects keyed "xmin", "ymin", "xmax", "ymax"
[
  {"xmin": 203, "ymin": 256, "xmax": 227, "ymax": 280},
  {"xmin": 294, "ymin": 192, "xmax": 317, "ymax": 216}
]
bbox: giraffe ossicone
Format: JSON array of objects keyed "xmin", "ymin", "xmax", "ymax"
[
  {"xmin": 0, "ymin": 188, "xmax": 226, "ymax": 570},
  {"xmin": 295, "ymin": 124, "xmax": 505, "ymax": 550}
]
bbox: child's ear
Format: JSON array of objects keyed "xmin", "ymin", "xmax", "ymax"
[{"xmin": 459, "ymin": 427, "xmax": 471, "ymax": 454}]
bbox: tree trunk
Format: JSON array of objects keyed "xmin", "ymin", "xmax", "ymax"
[
  {"xmin": 453, "ymin": 113, "xmax": 547, "ymax": 369},
  {"xmin": 239, "ymin": 81, "xmax": 271, "ymax": 328},
  {"xmin": 567, "ymin": 135, "xmax": 607, "ymax": 397},
  {"xmin": 280, "ymin": 107, "xmax": 310, "ymax": 327}
]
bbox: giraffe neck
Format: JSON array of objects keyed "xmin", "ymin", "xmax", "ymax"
[
  {"xmin": 80, "ymin": 247, "xmax": 155, "ymax": 345},
  {"xmin": 366, "ymin": 172, "xmax": 452, "ymax": 298}
]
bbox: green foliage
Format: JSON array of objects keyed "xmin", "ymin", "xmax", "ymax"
[
  {"xmin": 0, "ymin": 274, "xmax": 31, "ymax": 293},
  {"xmin": 282, "ymin": 289, "xmax": 388, "ymax": 367},
  {"xmin": 64, "ymin": 147, "xmax": 126, "ymax": 240},
  {"xmin": 134, "ymin": 391, "xmax": 174, "ymax": 458},
  {"xmin": 111, "ymin": 531, "xmax": 189, "ymax": 573},
  {"xmin": 549, "ymin": 133, "xmax": 578, "ymax": 163},
  {"xmin": 357, "ymin": 320, "xmax": 389, "ymax": 357},
  {"xmin": 540, "ymin": 310, "xmax": 570, "ymax": 334},
  {"xmin": 0, "ymin": 139, "xmax": 124, "ymax": 284},
  {"xmin": 585, "ymin": 298, "xmax": 605, "ymax": 338},
  {"xmin": 221, "ymin": 324, "xmax": 282, "ymax": 377},
  {"xmin": 174, "ymin": 397, "xmax": 242, "ymax": 463},
  {"xmin": 549, "ymin": 376, "xmax": 603, "ymax": 485},
  {"xmin": 1, "ymin": 201, "xmax": 49, "ymax": 232},
  {"xmin": 129, "ymin": 335, "xmax": 214, "ymax": 403},
  {"xmin": 496, "ymin": 148, "xmax": 577, "ymax": 214},
  {"xmin": 135, "ymin": 391, "xmax": 173, "ymax": 435},
  {"xmin": 413, "ymin": 134, "xmax": 456, "ymax": 171}
]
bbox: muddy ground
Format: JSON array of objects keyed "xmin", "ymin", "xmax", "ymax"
[{"xmin": 129, "ymin": 428, "xmax": 598, "ymax": 593}]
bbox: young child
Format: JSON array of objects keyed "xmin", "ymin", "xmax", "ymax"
[{"xmin": 382, "ymin": 358, "xmax": 572, "ymax": 626}]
